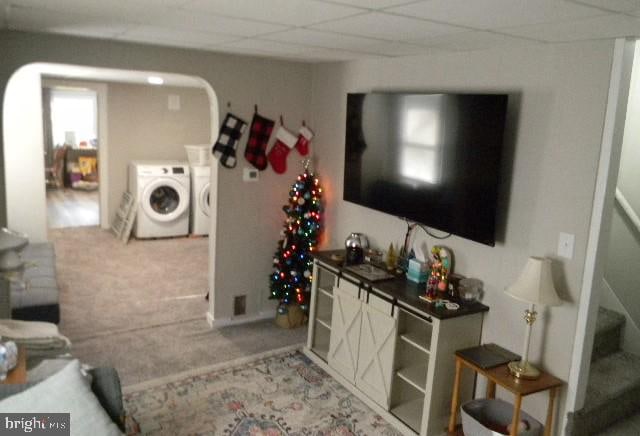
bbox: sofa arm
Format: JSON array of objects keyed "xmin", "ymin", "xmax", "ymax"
[{"xmin": 88, "ymin": 367, "xmax": 125, "ymax": 432}]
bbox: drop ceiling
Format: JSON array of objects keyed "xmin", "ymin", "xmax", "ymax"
[{"xmin": 1, "ymin": 0, "xmax": 640, "ymax": 62}]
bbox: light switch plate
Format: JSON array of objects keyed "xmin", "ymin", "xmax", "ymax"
[
  {"xmin": 243, "ymin": 167, "xmax": 259, "ymax": 182},
  {"xmin": 557, "ymin": 232, "xmax": 575, "ymax": 259}
]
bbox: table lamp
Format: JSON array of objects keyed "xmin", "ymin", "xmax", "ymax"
[{"xmin": 505, "ymin": 256, "xmax": 562, "ymax": 380}]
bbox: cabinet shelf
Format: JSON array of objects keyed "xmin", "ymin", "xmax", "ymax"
[
  {"xmin": 397, "ymin": 364, "xmax": 427, "ymax": 393},
  {"xmin": 399, "ymin": 331, "xmax": 431, "ymax": 354},
  {"xmin": 391, "ymin": 397, "xmax": 424, "ymax": 434}
]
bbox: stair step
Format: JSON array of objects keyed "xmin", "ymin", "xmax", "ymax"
[
  {"xmin": 567, "ymin": 351, "xmax": 640, "ymax": 435},
  {"xmin": 594, "ymin": 412, "xmax": 640, "ymax": 435},
  {"xmin": 592, "ymin": 307, "xmax": 625, "ymax": 362}
]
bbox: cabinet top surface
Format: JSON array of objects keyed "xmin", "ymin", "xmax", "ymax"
[{"xmin": 313, "ymin": 250, "xmax": 489, "ymax": 320}]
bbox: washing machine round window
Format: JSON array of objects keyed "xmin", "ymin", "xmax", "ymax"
[
  {"xmin": 150, "ymin": 186, "xmax": 180, "ymax": 214},
  {"xmin": 141, "ymin": 178, "xmax": 189, "ymax": 222},
  {"xmin": 200, "ymin": 184, "xmax": 211, "ymax": 217}
]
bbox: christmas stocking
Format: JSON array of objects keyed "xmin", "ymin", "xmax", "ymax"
[
  {"xmin": 295, "ymin": 125, "xmax": 314, "ymax": 156},
  {"xmin": 212, "ymin": 113, "xmax": 247, "ymax": 169},
  {"xmin": 268, "ymin": 126, "xmax": 297, "ymax": 174},
  {"xmin": 245, "ymin": 113, "xmax": 275, "ymax": 170}
]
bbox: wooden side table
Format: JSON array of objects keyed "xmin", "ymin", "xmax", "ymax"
[
  {"xmin": 448, "ymin": 352, "xmax": 563, "ymax": 436},
  {"xmin": 2, "ymin": 346, "xmax": 26, "ymax": 385}
]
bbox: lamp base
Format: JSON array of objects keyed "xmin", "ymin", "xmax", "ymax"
[{"xmin": 508, "ymin": 360, "xmax": 541, "ymax": 380}]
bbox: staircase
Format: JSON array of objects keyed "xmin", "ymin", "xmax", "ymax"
[{"xmin": 566, "ymin": 307, "xmax": 640, "ymax": 435}]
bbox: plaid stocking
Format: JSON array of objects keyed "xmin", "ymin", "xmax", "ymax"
[
  {"xmin": 212, "ymin": 113, "xmax": 247, "ymax": 169},
  {"xmin": 267, "ymin": 126, "xmax": 297, "ymax": 174},
  {"xmin": 244, "ymin": 113, "xmax": 275, "ymax": 170},
  {"xmin": 295, "ymin": 125, "xmax": 314, "ymax": 156}
]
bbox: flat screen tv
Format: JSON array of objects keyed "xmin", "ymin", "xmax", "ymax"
[{"xmin": 344, "ymin": 92, "xmax": 509, "ymax": 246}]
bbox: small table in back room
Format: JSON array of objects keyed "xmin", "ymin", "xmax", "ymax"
[{"xmin": 448, "ymin": 348, "xmax": 564, "ymax": 436}]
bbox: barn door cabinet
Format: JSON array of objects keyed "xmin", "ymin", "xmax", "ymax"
[{"xmin": 305, "ymin": 252, "xmax": 489, "ymax": 436}]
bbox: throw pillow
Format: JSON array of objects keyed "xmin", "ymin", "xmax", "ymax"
[{"xmin": 0, "ymin": 359, "xmax": 122, "ymax": 436}]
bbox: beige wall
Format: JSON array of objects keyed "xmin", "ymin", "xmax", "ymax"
[
  {"xmin": 106, "ymin": 82, "xmax": 210, "ymax": 222},
  {"xmin": 0, "ymin": 30, "xmax": 312, "ymax": 322},
  {"xmin": 310, "ymin": 41, "xmax": 615, "ymax": 429}
]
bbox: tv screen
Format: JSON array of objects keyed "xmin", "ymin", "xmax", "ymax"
[{"xmin": 344, "ymin": 92, "xmax": 509, "ymax": 246}]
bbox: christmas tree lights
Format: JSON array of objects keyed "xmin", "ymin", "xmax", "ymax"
[{"xmin": 269, "ymin": 166, "xmax": 322, "ymax": 308}]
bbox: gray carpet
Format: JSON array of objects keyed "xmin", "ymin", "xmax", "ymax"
[{"xmin": 50, "ymin": 227, "xmax": 306, "ymax": 386}]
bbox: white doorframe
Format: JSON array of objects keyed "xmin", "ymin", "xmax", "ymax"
[{"xmin": 565, "ymin": 38, "xmax": 635, "ymax": 417}]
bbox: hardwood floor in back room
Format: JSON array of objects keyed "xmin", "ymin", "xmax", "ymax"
[{"xmin": 47, "ymin": 188, "xmax": 99, "ymax": 228}]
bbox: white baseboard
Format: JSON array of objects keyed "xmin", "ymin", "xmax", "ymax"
[{"xmin": 206, "ymin": 309, "xmax": 274, "ymax": 328}]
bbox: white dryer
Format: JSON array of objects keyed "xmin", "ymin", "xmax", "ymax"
[
  {"xmin": 190, "ymin": 165, "xmax": 211, "ymax": 236},
  {"xmin": 129, "ymin": 161, "xmax": 191, "ymax": 238}
]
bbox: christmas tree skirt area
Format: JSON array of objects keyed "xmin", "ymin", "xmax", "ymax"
[{"xmin": 124, "ymin": 347, "xmax": 402, "ymax": 435}]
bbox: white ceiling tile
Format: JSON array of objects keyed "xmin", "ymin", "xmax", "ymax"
[
  {"xmin": 360, "ymin": 41, "xmax": 444, "ymax": 56},
  {"xmin": 263, "ymin": 28, "xmax": 386, "ymax": 51},
  {"xmin": 310, "ymin": 11, "xmax": 466, "ymax": 41},
  {"xmin": 8, "ymin": 0, "xmax": 143, "ymax": 19},
  {"xmin": 323, "ymin": 0, "xmax": 418, "ymax": 9},
  {"xmin": 135, "ymin": 9, "xmax": 289, "ymax": 36},
  {"xmin": 120, "ymin": 25, "xmax": 239, "ymax": 46},
  {"xmin": 412, "ymin": 30, "xmax": 541, "ymax": 52},
  {"xmin": 186, "ymin": 0, "xmax": 364, "ymax": 26},
  {"xmin": 213, "ymin": 38, "xmax": 365, "ymax": 60},
  {"xmin": 388, "ymin": 0, "xmax": 607, "ymax": 30},
  {"xmin": 7, "ymin": 5, "xmax": 130, "ymax": 37},
  {"xmin": 570, "ymin": 0, "xmax": 640, "ymax": 13},
  {"xmin": 499, "ymin": 13, "xmax": 640, "ymax": 42}
]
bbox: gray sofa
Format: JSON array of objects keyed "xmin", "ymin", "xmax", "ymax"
[{"xmin": 10, "ymin": 243, "xmax": 60, "ymax": 324}]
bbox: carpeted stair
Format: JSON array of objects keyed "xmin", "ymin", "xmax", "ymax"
[{"xmin": 566, "ymin": 307, "xmax": 640, "ymax": 435}]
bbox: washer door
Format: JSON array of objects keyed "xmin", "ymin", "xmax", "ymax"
[
  {"xmin": 199, "ymin": 183, "xmax": 211, "ymax": 217},
  {"xmin": 141, "ymin": 178, "xmax": 189, "ymax": 222}
]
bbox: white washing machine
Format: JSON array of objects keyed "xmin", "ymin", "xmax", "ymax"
[
  {"xmin": 129, "ymin": 161, "xmax": 191, "ymax": 238},
  {"xmin": 190, "ymin": 165, "xmax": 211, "ymax": 236}
]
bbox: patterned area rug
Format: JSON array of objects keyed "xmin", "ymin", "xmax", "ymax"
[{"xmin": 123, "ymin": 346, "xmax": 402, "ymax": 435}]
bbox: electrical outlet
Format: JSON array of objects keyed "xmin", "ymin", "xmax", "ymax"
[
  {"xmin": 233, "ymin": 295, "xmax": 246, "ymax": 316},
  {"xmin": 557, "ymin": 232, "xmax": 575, "ymax": 259}
]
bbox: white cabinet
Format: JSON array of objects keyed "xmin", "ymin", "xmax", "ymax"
[
  {"xmin": 327, "ymin": 283, "xmax": 363, "ymax": 382},
  {"xmin": 355, "ymin": 293, "xmax": 398, "ymax": 408},
  {"xmin": 305, "ymin": 257, "xmax": 484, "ymax": 436}
]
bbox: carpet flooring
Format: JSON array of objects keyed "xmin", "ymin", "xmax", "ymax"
[
  {"xmin": 50, "ymin": 227, "xmax": 306, "ymax": 386},
  {"xmin": 124, "ymin": 347, "xmax": 402, "ymax": 436}
]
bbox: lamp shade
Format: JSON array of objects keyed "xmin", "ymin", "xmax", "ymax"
[{"xmin": 505, "ymin": 257, "xmax": 562, "ymax": 306}]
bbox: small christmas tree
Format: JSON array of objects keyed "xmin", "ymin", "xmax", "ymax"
[{"xmin": 270, "ymin": 162, "xmax": 322, "ymax": 308}]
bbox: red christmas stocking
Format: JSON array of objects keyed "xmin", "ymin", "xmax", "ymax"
[
  {"xmin": 268, "ymin": 126, "xmax": 297, "ymax": 174},
  {"xmin": 295, "ymin": 125, "xmax": 314, "ymax": 156}
]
